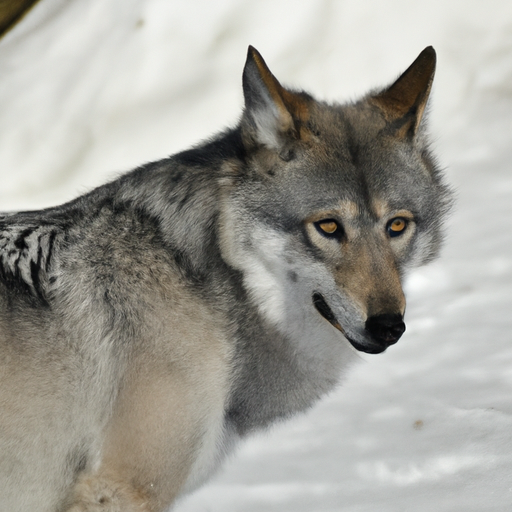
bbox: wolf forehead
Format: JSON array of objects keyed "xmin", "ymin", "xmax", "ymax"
[
  {"xmin": 235, "ymin": 47, "xmax": 444, "ymax": 221},
  {"xmin": 234, "ymin": 104, "xmax": 439, "ymax": 220}
]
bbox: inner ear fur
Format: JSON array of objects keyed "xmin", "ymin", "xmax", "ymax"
[
  {"xmin": 370, "ymin": 46, "xmax": 436, "ymax": 138},
  {"xmin": 241, "ymin": 46, "xmax": 312, "ymax": 152}
]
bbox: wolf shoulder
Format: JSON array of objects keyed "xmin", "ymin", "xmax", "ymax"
[{"xmin": 0, "ymin": 177, "xmax": 198, "ymax": 339}]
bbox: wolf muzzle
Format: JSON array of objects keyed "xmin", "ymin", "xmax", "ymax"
[{"xmin": 312, "ymin": 293, "xmax": 405, "ymax": 354}]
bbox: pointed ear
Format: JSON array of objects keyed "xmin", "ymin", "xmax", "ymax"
[
  {"xmin": 370, "ymin": 46, "xmax": 436, "ymax": 139},
  {"xmin": 241, "ymin": 46, "xmax": 310, "ymax": 153}
]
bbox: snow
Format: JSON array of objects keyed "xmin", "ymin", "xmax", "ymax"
[{"xmin": 1, "ymin": 0, "xmax": 512, "ymax": 510}]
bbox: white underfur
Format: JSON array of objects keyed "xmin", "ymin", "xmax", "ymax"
[
  {"xmin": 249, "ymin": 78, "xmax": 293, "ymax": 150},
  {"xmin": 251, "ymin": 106, "xmax": 282, "ymax": 149}
]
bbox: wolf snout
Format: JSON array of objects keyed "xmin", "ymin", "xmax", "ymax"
[{"xmin": 365, "ymin": 313, "xmax": 406, "ymax": 349}]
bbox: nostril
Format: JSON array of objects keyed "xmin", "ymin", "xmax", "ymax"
[{"xmin": 365, "ymin": 313, "xmax": 406, "ymax": 346}]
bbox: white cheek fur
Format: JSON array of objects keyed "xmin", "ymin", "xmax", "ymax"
[{"xmin": 229, "ymin": 224, "xmax": 355, "ymax": 360}]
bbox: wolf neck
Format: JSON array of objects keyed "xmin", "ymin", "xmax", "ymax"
[{"xmin": 225, "ymin": 307, "xmax": 353, "ymax": 436}]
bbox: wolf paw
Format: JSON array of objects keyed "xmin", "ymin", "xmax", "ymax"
[{"xmin": 65, "ymin": 474, "xmax": 149, "ymax": 512}]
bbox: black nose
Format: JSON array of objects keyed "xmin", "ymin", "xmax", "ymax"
[{"xmin": 365, "ymin": 314, "xmax": 406, "ymax": 348}]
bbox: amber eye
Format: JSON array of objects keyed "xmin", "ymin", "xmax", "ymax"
[
  {"xmin": 387, "ymin": 217, "xmax": 408, "ymax": 237},
  {"xmin": 314, "ymin": 219, "xmax": 343, "ymax": 240},
  {"xmin": 319, "ymin": 221, "xmax": 338, "ymax": 234}
]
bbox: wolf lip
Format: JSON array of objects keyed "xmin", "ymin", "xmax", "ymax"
[
  {"xmin": 346, "ymin": 338, "xmax": 387, "ymax": 354},
  {"xmin": 312, "ymin": 292, "xmax": 387, "ymax": 354},
  {"xmin": 312, "ymin": 292, "xmax": 345, "ymax": 334}
]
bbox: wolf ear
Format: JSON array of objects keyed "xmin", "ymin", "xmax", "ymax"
[
  {"xmin": 370, "ymin": 46, "xmax": 436, "ymax": 139},
  {"xmin": 241, "ymin": 46, "xmax": 310, "ymax": 154}
]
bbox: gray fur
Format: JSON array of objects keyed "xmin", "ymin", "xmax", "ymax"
[{"xmin": 0, "ymin": 47, "xmax": 451, "ymax": 511}]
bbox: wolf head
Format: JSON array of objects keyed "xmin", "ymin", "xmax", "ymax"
[{"xmin": 220, "ymin": 47, "xmax": 451, "ymax": 356}]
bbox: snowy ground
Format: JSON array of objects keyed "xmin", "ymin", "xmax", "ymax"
[{"xmin": 1, "ymin": 1, "xmax": 512, "ymax": 510}]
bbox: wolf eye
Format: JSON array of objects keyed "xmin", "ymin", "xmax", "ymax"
[
  {"xmin": 387, "ymin": 217, "xmax": 408, "ymax": 237},
  {"xmin": 315, "ymin": 219, "xmax": 343, "ymax": 239}
]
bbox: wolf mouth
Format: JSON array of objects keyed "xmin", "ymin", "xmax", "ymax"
[
  {"xmin": 312, "ymin": 292, "xmax": 345, "ymax": 334},
  {"xmin": 312, "ymin": 292, "xmax": 383, "ymax": 354}
]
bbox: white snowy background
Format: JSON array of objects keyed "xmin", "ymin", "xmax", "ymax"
[{"xmin": 1, "ymin": 1, "xmax": 511, "ymax": 510}]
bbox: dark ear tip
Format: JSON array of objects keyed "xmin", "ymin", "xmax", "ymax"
[
  {"xmin": 419, "ymin": 46, "xmax": 437, "ymax": 66},
  {"xmin": 246, "ymin": 45, "xmax": 260, "ymax": 61}
]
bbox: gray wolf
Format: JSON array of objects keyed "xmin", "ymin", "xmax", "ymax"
[{"xmin": 0, "ymin": 46, "xmax": 451, "ymax": 511}]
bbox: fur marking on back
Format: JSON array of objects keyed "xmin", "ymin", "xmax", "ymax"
[{"xmin": 0, "ymin": 222, "xmax": 60, "ymax": 302}]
